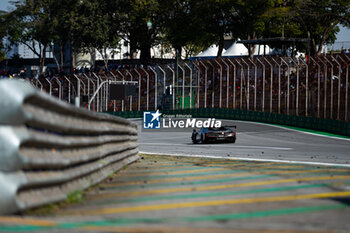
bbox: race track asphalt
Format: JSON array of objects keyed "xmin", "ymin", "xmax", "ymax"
[{"xmin": 136, "ymin": 119, "xmax": 350, "ymax": 166}]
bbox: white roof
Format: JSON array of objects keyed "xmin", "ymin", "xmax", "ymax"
[
  {"xmin": 196, "ymin": 45, "xmax": 225, "ymax": 57},
  {"xmin": 222, "ymin": 42, "xmax": 248, "ymax": 56},
  {"xmin": 254, "ymin": 45, "xmax": 272, "ymax": 55}
]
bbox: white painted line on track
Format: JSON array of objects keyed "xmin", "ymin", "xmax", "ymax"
[
  {"xmin": 139, "ymin": 142, "xmax": 292, "ymax": 150},
  {"xmin": 233, "ymin": 120, "xmax": 350, "ymax": 142},
  {"xmin": 139, "ymin": 151, "xmax": 350, "ymax": 168}
]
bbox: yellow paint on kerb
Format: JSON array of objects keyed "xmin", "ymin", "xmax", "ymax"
[{"xmin": 71, "ymin": 190, "xmax": 350, "ymax": 216}]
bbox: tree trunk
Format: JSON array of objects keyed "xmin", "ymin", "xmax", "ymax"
[
  {"xmin": 39, "ymin": 45, "xmax": 47, "ymax": 75},
  {"xmin": 140, "ymin": 41, "xmax": 151, "ymax": 65},
  {"xmin": 99, "ymin": 48, "xmax": 109, "ymax": 69},
  {"xmin": 60, "ymin": 44, "xmax": 64, "ymax": 71},
  {"xmin": 316, "ymin": 30, "xmax": 329, "ymax": 56},
  {"xmin": 176, "ymin": 46, "xmax": 182, "ymax": 60},
  {"xmin": 50, "ymin": 45, "xmax": 60, "ymax": 72},
  {"xmin": 90, "ymin": 48, "xmax": 96, "ymax": 70},
  {"xmin": 72, "ymin": 50, "xmax": 76, "ymax": 69},
  {"xmin": 311, "ymin": 38, "xmax": 317, "ymax": 55},
  {"xmin": 129, "ymin": 32, "xmax": 138, "ymax": 59},
  {"xmin": 249, "ymin": 45, "xmax": 256, "ymax": 60},
  {"xmin": 217, "ymin": 30, "xmax": 225, "ymax": 58},
  {"xmin": 247, "ymin": 34, "xmax": 257, "ymax": 60}
]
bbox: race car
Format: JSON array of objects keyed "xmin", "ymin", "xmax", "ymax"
[{"xmin": 191, "ymin": 126, "xmax": 236, "ymax": 144}]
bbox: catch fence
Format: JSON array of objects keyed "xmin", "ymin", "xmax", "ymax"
[{"xmin": 31, "ymin": 54, "xmax": 350, "ymax": 122}]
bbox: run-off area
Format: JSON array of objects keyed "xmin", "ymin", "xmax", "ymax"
[{"xmin": 1, "ymin": 154, "xmax": 350, "ymax": 232}]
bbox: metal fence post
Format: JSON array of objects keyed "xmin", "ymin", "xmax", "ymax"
[
  {"xmin": 149, "ymin": 67, "xmax": 158, "ymax": 110},
  {"xmin": 214, "ymin": 59, "xmax": 223, "ymax": 108},
  {"xmin": 92, "ymin": 73, "xmax": 101, "ymax": 112},
  {"xmin": 126, "ymin": 70, "xmax": 133, "ymax": 111},
  {"xmin": 199, "ymin": 61, "xmax": 208, "ymax": 108},
  {"xmin": 256, "ymin": 58, "xmax": 265, "ymax": 112},
  {"xmin": 323, "ymin": 56, "xmax": 334, "ymax": 119},
  {"xmin": 86, "ymin": 74, "xmax": 96, "ymax": 111},
  {"xmin": 331, "ymin": 55, "xmax": 342, "ymax": 120},
  {"xmin": 193, "ymin": 62, "xmax": 201, "ymax": 108},
  {"xmin": 287, "ymin": 58, "xmax": 298, "ymax": 116},
  {"xmin": 54, "ymin": 77, "xmax": 62, "ymax": 100},
  {"xmin": 316, "ymin": 57, "xmax": 328, "ymax": 118},
  {"xmin": 298, "ymin": 57, "xmax": 309, "ymax": 117},
  {"xmin": 45, "ymin": 78, "xmax": 52, "ymax": 96},
  {"xmin": 63, "ymin": 76, "xmax": 71, "ymax": 104},
  {"xmin": 344, "ymin": 54, "xmax": 350, "ymax": 121},
  {"xmin": 271, "ymin": 58, "xmax": 282, "ymax": 114},
  {"xmin": 310, "ymin": 57, "xmax": 321, "ymax": 118},
  {"xmin": 280, "ymin": 58, "xmax": 290, "ymax": 115},
  {"xmin": 339, "ymin": 55, "xmax": 349, "ymax": 121},
  {"xmin": 184, "ymin": 62, "xmax": 193, "ymax": 109},
  {"xmin": 167, "ymin": 65, "xmax": 175, "ymax": 109},
  {"xmin": 73, "ymin": 74, "xmax": 81, "ymax": 108},
  {"xmin": 141, "ymin": 68, "xmax": 149, "ymax": 111},
  {"xmin": 134, "ymin": 69, "xmax": 142, "ymax": 111},
  {"xmin": 263, "ymin": 57, "xmax": 274, "ymax": 113},
  {"xmin": 249, "ymin": 58, "xmax": 258, "ymax": 111},
  {"xmin": 240, "ymin": 58, "xmax": 250, "ymax": 110},
  {"xmin": 35, "ymin": 79, "xmax": 43, "ymax": 92},
  {"xmin": 227, "ymin": 59, "xmax": 237, "ymax": 109},
  {"xmin": 158, "ymin": 66, "xmax": 166, "ymax": 94},
  {"xmin": 221, "ymin": 58, "xmax": 230, "ymax": 108},
  {"xmin": 235, "ymin": 59, "xmax": 244, "ymax": 110},
  {"xmin": 177, "ymin": 64, "xmax": 185, "ymax": 109},
  {"xmin": 206, "ymin": 60, "xmax": 215, "ymax": 108},
  {"xmin": 117, "ymin": 70, "xmax": 126, "ymax": 112}
]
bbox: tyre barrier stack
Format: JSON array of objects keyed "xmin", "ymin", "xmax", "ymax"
[{"xmin": 0, "ymin": 79, "xmax": 139, "ymax": 214}]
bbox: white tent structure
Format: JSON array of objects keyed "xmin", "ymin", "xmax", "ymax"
[
  {"xmin": 196, "ymin": 44, "xmax": 225, "ymax": 57},
  {"xmin": 254, "ymin": 45, "xmax": 272, "ymax": 55},
  {"xmin": 222, "ymin": 42, "xmax": 249, "ymax": 56}
]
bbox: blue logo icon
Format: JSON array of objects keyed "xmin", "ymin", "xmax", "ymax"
[{"xmin": 143, "ymin": 110, "xmax": 161, "ymax": 129}]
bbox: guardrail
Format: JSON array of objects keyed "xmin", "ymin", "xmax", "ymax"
[{"xmin": 0, "ymin": 79, "xmax": 139, "ymax": 214}]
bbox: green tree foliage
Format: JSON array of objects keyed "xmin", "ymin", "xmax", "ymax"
[
  {"xmin": 263, "ymin": 0, "xmax": 302, "ymax": 38},
  {"xmin": 2, "ymin": 0, "xmax": 349, "ymax": 67},
  {"xmin": 5, "ymin": 0, "xmax": 55, "ymax": 74},
  {"xmin": 73, "ymin": 0, "xmax": 121, "ymax": 68},
  {"xmin": 293, "ymin": 0, "xmax": 350, "ymax": 55},
  {"xmin": 0, "ymin": 11, "xmax": 7, "ymax": 62},
  {"xmin": 117, "ymin": 0, "xmax": 160, "ymax": 63},
  {"xmin": 229, "ymin": 0, "xmax": 275, "ymax": 58},
  {"xmin": 193, "ymin": 0, "xmax": 235, "ymax": 57}
]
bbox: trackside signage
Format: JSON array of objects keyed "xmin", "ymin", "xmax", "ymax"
[{"xmin": 143, "ymin": 110, "xmax": 222, "ymax": 129}]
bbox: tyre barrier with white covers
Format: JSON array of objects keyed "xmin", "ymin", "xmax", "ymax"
[{"xmin": 0, "ymin": 79, "xmax": 139, "ymax": 214}]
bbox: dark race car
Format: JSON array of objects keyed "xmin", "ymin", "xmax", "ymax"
[{"xmin": 191, "ymin": 126, "xmax": 236, "ymax": 144}]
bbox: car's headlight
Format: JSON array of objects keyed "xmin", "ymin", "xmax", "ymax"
[{"xmin": 227, "ymin": 133, "xmax": 233, "ymax": 136}]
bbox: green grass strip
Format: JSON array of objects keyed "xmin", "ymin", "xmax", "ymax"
[
  {"xmin": 100, "ymin": 183, "xmax": 328, "ymax": 204},
  {"xmin": 260, "ymin": 122, "xmax": 350, "ymax": 140},
  {"xmin": 184, "ymin": 203, "xmax": 349, "ymax": 222},
  {"xmin": 1, "ymin": 203, "xmax": 348, "ymax": 232},
  {"xmin": 123, "ymin": 165, "xmax": 231, "ymax": 173},
  {"xmin": 121, "ymin": 167, "xmax": 349, "ymax": 182},
  {"xmin": 106, "ymin": 175, "xmax": 272, "ymax": 190},
  {"xmin": 124, "ymin": 169, "xmax": 250, "ymax": 181}
]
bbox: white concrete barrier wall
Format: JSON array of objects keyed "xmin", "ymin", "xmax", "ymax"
[{"xmin": 0, "ymin": 79, "xmax": 139, "ymax": 214}]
